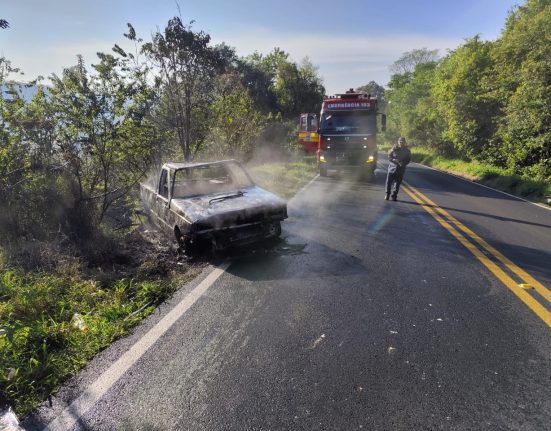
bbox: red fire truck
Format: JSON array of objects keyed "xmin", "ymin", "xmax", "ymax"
[
  {"xmin": 316, "ymin": 89, "xmax": 386, "ymax": 179},
  {"xmin": 297, "ymin": 113, "xmax": 319, "ymax": 155}
]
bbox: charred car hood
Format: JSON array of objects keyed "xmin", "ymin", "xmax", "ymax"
[{"xmin": 171, "ymin": 186, "xmax": 287, "ymax": 230}]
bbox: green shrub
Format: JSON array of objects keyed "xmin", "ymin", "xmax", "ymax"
[
  {"xmin": 410, "ymin": 147, "xmax": 550, "ymax": 202},
  {"xmin": 0, "ymin": 266, "xmax": 177, "ymax": 416}
]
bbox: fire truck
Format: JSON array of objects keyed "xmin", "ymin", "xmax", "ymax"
[
  {"xmin": 316, "ymin": 89, "xmax": 386, "ymax": 179},
  {"xmin": 297, "ymin": 113, "xmax": 319, "ymax": 155}
]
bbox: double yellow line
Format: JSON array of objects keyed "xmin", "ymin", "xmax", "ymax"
[{"xmin": 402, "ymin": 183, "xmax": 551, "ymax": 328}]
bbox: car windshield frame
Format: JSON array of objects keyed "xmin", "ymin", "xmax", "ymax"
[{"xmin": 171, "ymin": 161, "xmax": 255, "ymax": 199}]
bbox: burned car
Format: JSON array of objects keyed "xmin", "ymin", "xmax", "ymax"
[{"xmin": 141, "ymin": 160, "xmax": 287, "ymax": 254}]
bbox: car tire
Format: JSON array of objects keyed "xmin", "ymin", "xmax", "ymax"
[
  {"xmin": 175, "ymin": 226, "xmax": 196, "ymax": 255},
  {"xmin": 266, "ymin": 221, "xmax": 282, "ymax": 238}
]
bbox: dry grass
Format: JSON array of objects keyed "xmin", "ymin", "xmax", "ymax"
[{"xmin": 249, "ymin": 157, "xmax": 318, "ymax": 199}]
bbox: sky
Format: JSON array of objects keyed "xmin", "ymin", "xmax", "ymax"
[{"xmin": 1, "ymin": 0, "xmax": 520, "ymax": 94}]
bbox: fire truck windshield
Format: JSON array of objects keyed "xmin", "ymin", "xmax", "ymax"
[{"xmin": 320, "ymin": 111, "xmax": 377, "ymax": 134}]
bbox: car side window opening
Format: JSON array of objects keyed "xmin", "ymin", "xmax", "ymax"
[
  {"xmin": 300, "ymin": 115, "xmax": 307, "ymax": 132},
  {"xmin": 307, "ymin": 115, "xmax": 318, "ymax": 131},
  {"xmin": 159, "ymin": 169, "xmax": 169, "ymax": 199}
]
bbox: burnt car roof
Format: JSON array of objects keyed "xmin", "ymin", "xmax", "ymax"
[{"xmin": 164, "ymin": 159, "xmax": 239, "ymax": 170}]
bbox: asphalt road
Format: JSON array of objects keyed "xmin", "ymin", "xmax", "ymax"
[{"xmin": 26, "ymin": 155, "xmax": 551, "ymax": 431}]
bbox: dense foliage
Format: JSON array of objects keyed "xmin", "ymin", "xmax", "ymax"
[{"xmin": 385, "ymin": 0, "xmax": 551, "ymax": 185}]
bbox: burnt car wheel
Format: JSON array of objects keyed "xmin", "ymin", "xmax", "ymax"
[
  {"xmin": 174, "ymin": 226, "xmax": 185, "ymax": 245},
  {"xmin": 266, "ymin": 221, "xmax": 282, "ymax": 238},
  {"xmin": 175, "ymin": 226, "xmax": 197, "ymax": 255}
]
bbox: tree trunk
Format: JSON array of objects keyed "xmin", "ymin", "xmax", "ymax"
[{"xmin": 184, "ymin": 87, "xmax": 192, "ymax": 161}]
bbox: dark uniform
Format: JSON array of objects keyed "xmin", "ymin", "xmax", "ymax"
[{"xmin": 385, "ymin": 141, "xmax": 411, "ymax": 200}]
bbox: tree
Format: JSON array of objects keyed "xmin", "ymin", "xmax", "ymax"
[
  {"xmin": 295, "ymin": 57, "xmax": 325, "ymax": 114},
  {"xmin": 271, "ymin": 54, "xmax": 324, "ymax": 118},
  {"xmin": 390, "ymin": 48, "xmax": 439, "ymax": 74},
  {"xmin": 386, "ymin": 61, "xmax": 443, "ymax": 150},
  {"xmin": 0, "ymin": 57, "xmax": 37, "ymax": 239},
  {"xmin": 374, "ymin": 1, "xmax": 551, "ymax": 183},
  {"xmin": 142, "ymin": 17, "xmax": 226, "ymax": 160},
  {"xmin": 237, "ymin": 49, "xmax": 324, "ymax": 118},
  {"xmin": 356, "ymin": 81, "xmax": 387, "ymax": 112},
  {"xmin": 0, "ymin": 75, "xmax": 32, "ymax": 239},
  {"xmin": 237, "ymin": 53, "xmax": 278, "ymax": 113},
  {"xmin": 207, "ymin": 71, "xmax": 266, "ymax": 159},
  {"xmin": 431, "ymin": 36, "xmax": 502, "ymax": 163},
  {"xmin": 492, "ymin": 0, "xmax": 551, "ymax": 180},
  {"xmin": 356, "ymin": 81, "xmax": 385, "ymax": 99},
  {"xmin": 0, "ymin": 56, "xmax": 21, "ymax": 85},
  {"xmin": 45, "ymin": 53, "xmax": 156, "ymax": 239},
  {"xmin": 386, "ymin": 49, "xmax": 442, "ymax": 148}
]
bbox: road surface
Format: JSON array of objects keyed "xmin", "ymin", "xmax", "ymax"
[{"xmin": 26, "ymin": 155, "xmax": 551, "ymax": 431}]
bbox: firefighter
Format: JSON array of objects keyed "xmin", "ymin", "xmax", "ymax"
[{"xmin": 385, "ymin": 136, "xmax": 411, "ymax": 201}]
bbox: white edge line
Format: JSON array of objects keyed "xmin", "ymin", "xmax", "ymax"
[
  {"xmin": 43, "ymin": 262, "xmax": 231, "ymax": 431},
  {"xmin": 410, "ymin": 161, "xmax": 551, "ymax": 211}
]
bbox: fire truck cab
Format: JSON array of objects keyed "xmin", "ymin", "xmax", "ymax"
[
  {"xmin": 298, "ymin": 113, "xmax": 319, "ymax": 155},
  {"xmin": 317, "ymin": 89, "xmax": 386, "ymax": 180}
]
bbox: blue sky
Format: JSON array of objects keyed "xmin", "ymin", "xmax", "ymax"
[{"xmin": 1, "ymin": 0, "xmax": 519, "ymax": 93}]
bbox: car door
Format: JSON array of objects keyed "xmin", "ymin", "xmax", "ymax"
[{"xmin": 154, "ymin": 168, "xmax": 171, "ymax": 231}]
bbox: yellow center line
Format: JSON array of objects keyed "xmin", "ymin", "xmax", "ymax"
[
  {"xmin": 402, "ymin": 184, "xmax": 551, "ymax": 328},
  {"xmin": 406, "ymin": 183, "xmax": 551, "ymax": 304}
]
